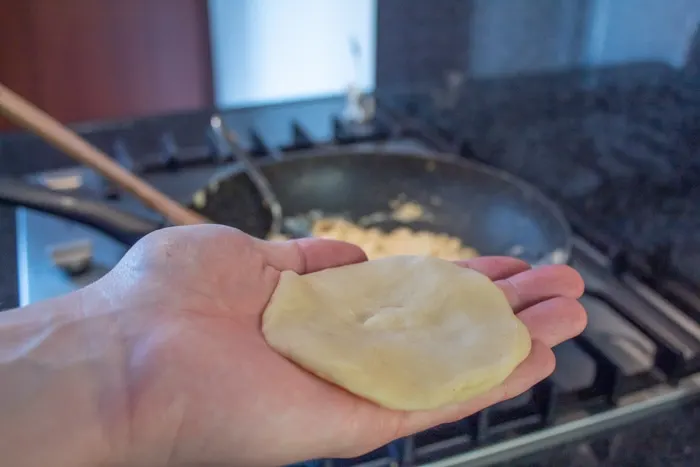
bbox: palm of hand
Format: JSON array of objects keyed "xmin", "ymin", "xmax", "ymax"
[{"xmin": 102, "ymin": 225, "xmax": 585, "ymax": 467}]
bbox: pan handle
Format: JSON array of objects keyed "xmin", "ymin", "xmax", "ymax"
[{"xmin": 0, "ymin": 177, "xmax": 162, "ymax": 245}]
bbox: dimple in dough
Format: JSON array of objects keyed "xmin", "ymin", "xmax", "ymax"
[{"xmin": 262, "ymin": 255, "xmax": 532, "ymax": 411}]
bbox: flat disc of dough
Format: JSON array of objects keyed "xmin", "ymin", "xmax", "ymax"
[{"xmin": 262, "ymin": 255, "xmax": 531, "ymax": 411}]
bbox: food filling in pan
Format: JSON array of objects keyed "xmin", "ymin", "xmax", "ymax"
[
  {"xmin": 309, "ymin": 217, "xmax": 479, "ymax": 261},
  {"xmin": 271, "ymin": 197, "xmax": 479, "ymax": 261}
]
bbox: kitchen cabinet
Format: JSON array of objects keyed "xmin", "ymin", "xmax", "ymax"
[{"xmin": 0, "ymin": 0, "xmax": 213, "ymax": 131}]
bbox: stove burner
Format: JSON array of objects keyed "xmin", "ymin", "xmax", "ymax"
[{"xmin": 49, "ymin": 239, "xmax": 93, "ymax": 276}]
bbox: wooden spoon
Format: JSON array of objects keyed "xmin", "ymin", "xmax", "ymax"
[{"xmin": 0, "ymin": 82, "xmax": 209, "ymax": 226}]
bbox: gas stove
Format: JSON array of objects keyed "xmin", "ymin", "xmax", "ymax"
[{"xmin": 10, "ymin": 79, "xmax": 700, "ymax": 466}]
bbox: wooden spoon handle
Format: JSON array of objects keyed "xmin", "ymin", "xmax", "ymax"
[{"xmin": 0, "ymin": 82, "xmax": 209, "ymax": 226}]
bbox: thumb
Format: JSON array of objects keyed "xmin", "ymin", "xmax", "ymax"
[{"xmin": 254, "ymin": 237, "xmax": 367, "ymax": 274}]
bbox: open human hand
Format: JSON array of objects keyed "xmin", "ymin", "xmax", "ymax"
[{"xmin": 84, "ymin": 224, "xmax": 586, "ymax": 466}]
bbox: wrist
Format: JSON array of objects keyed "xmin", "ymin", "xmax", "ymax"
[{"xmin": 0, "ymin": 287, "xmax": 131, "ymax": 466}]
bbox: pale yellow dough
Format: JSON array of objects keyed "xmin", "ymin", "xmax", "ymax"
[{"xmin": 262, "ymin": 255, "xmax": 531, "ymax": 411}]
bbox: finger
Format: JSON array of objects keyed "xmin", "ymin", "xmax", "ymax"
[
  {"xmin": 456, "ymin": 256, "xmax": 531, "ymax": 280},
  {"xmin": 397, "ymin": 340, "xmax": 555, "ymax": 437},
  {"xmin": 517, "ymin": 297, "xmax": 587, "ymax": 347},
  {"xmin": 497, "ymin": 265, "xmax": 584, "ymax": 313},
  {"xmin": 256, "ymin": 238, "xmax": 367, "ymax": 274}
]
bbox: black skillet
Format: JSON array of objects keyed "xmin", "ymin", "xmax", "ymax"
[{"xmin": 0, "ymin": 145, "xmax": 572, "ymax": 265}]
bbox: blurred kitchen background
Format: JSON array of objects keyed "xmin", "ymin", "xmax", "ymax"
[
  {"xmin": 3, "ymin": 0, "xmax": 697, "ymax": 127},
  {"xmin": 3, "ymin": 1, "xmax": 700, "ymax": 466}
]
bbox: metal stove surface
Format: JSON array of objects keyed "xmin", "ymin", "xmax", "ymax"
[{"xmin": 16, "ymin": 168, "xmax": 700, "ymax": 466}]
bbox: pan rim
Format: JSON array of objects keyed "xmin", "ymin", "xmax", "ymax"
[{"xmin": 206, "ymin": 147, "xmax": 573, "ymax": 265}]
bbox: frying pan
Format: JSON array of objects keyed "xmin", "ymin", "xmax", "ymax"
[{"xmin": 0, "ymin": 146, "xmax": 572, "ymax": 265}]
